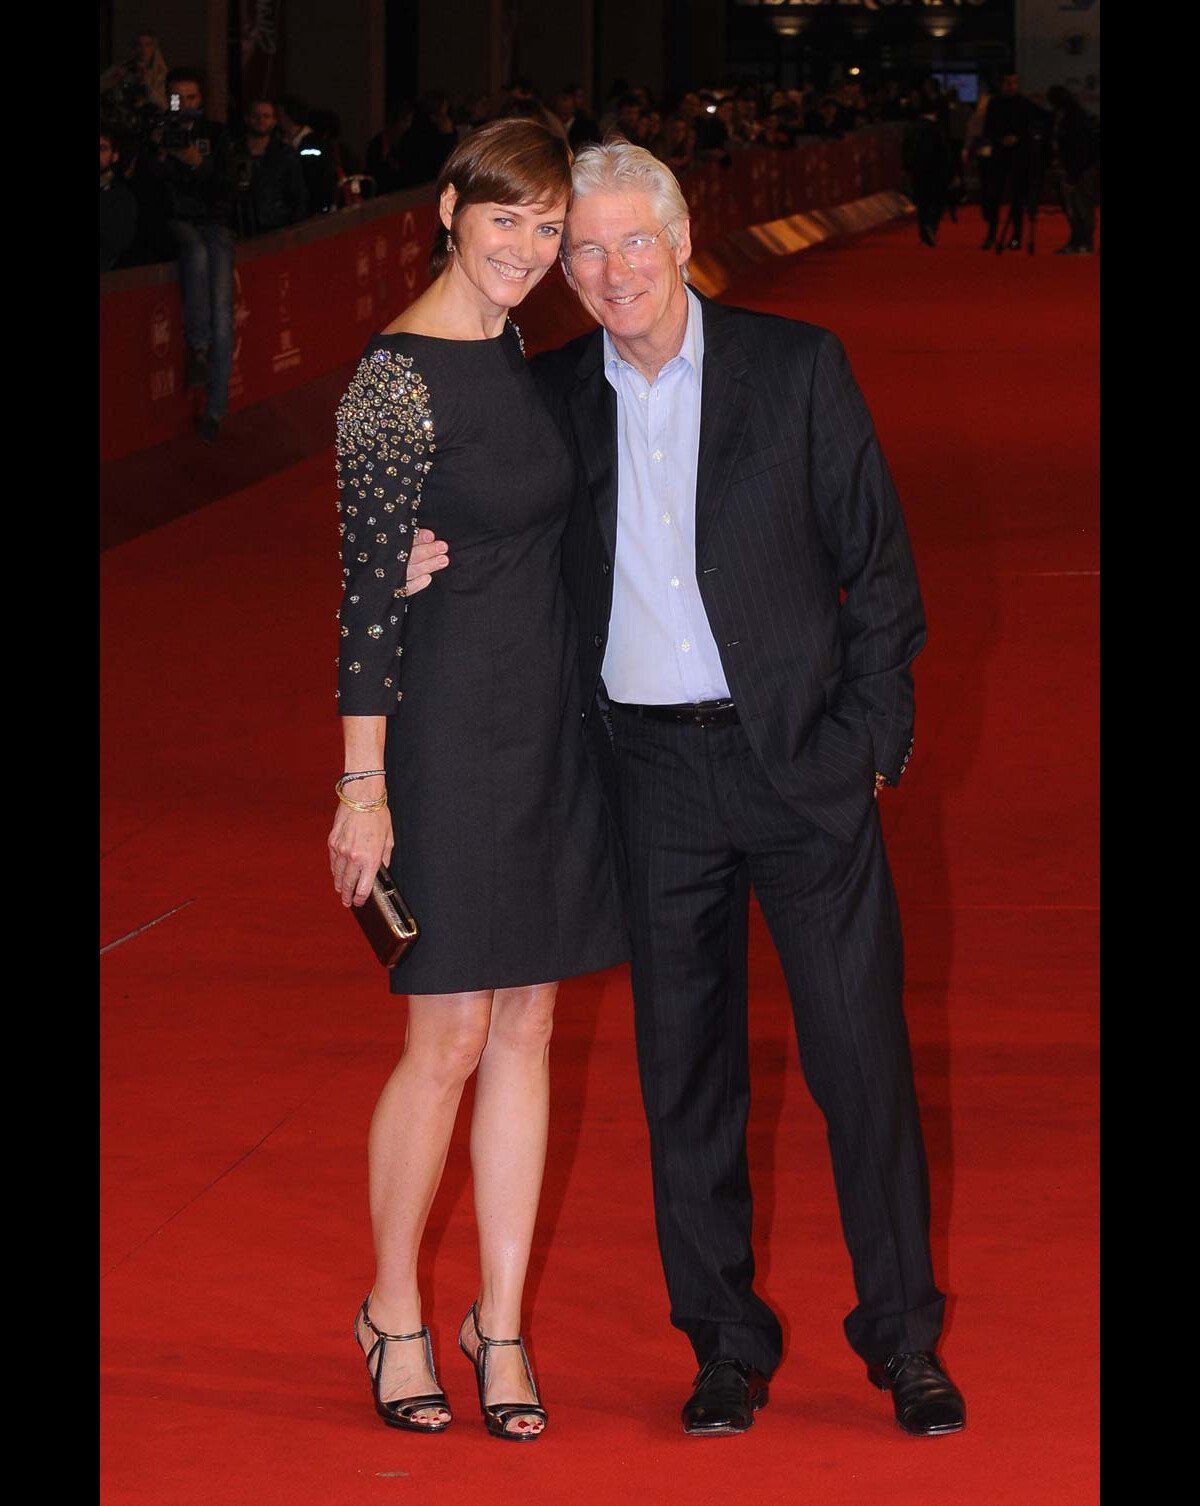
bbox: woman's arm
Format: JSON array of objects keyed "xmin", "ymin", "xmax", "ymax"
[
  {"xmin": 328, "ymin": 348, "xmax": 435, "ymax": 906},
  {"xmin": 335, "ymin": 348, "xmax": 433, "ymax": 711},
  {"xmin": 328, "ymin": 715, "xmax": 391, "ymax": 908}
]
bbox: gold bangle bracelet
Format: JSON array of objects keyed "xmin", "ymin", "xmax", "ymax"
[{"xmin": 336, "ymin": 788, "xmax": 388, "ymax": 813}]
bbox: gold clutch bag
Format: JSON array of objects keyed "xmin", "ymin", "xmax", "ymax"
[{"xmin": 352, "ymin": 867, "xmax": 419, "ymax": 967}]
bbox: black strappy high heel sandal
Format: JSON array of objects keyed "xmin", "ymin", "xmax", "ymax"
[
  {"xmin": 458, "ymin": 1302, "xmax": 547, "ymax": 1442},
  {"xmin": 354, "ymin": 1297, "xmax": 452, "ymax": 1433}
]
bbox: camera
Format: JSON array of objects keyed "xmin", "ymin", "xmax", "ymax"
[{"xmin": 161, "ymin": 92, "xmax": 201, "ymax": 150}]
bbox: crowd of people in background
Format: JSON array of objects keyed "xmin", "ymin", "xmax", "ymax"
[
  {"xmin": 101, "ymin": 27, "xmax": 1100, "ymax": 275},
  {"xmin": 99, "ymin": 28, "xmax": 1098, "ymax": 444},
  {"xmin": 100, "ymin": 31, "xmax": 346, "ymax": 274},
  {"xmin": 902, "ymin": 72, "xmax": 1100, "ymax": 254}
]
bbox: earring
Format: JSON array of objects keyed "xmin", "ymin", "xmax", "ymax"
[{"xmin": 446, "ymin": 232, "xmax": 455, "ymax": 254}]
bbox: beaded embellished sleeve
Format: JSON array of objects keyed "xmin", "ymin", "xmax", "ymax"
[{"xmin": 334, "ymin": 346, "xmax": 435, "ymax": 713}]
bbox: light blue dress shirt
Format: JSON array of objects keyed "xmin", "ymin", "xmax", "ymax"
[{"xmin": 601, "ymin": 287, "xmax": 732, "ymax": 705}]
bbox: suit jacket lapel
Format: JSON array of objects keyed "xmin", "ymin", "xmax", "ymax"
[
  {"xmin": 567, "ymin": 333, "xmax": 618, "ymax": 562},
  {"xmin": 695, "ymin": 296, "xmax": 754, "ymax": 555}
]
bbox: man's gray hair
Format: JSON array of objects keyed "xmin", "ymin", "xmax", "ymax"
[{"xmin": 567, "ymin": 138, "xmax": 692, "ymax": 281}]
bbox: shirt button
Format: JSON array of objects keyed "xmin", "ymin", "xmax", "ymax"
[
  {"xmin": 638, "ymin": 391, "xmax": 647, "ymax": 401},
  {"xmin": 670, "ymin": 576, "xmax": 680, "ymax": 588},
  {"xmin": 681, "ymin": 640, "xmax": 691, "ymax": 652},
  {"xmin": 652, "ymin": 450, "xmax": 664, "ymax": 462},
  {"xmin": 662, "ymin": 512, "xmax": 671, "ymax": 524}
]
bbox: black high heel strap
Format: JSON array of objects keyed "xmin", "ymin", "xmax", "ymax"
[
  {"xmin": 358, "ymin": 1299, "xmax": 428, "ymax": 1346},
  {"xmin": 462, "ymin": 1302, "xmax": 543, "ymax": 1413},
  {"xmin": 468, "ymin": 1301, "xmax": 523, "ymax": 1349},
  {"xmin": 355, "ymin": 1297, "xmax": 450, "ymax": 1432},
  {"xmin": 356, "ymin": 1299, "xmax": 439, "ymax": 1387}
]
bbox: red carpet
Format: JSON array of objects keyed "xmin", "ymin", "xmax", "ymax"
[{"xmin": 100, "ymin": 207, "xmax": 1099, "ymax": 1505}]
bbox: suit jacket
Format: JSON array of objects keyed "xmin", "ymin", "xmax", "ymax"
[{"xmin": 531, "ymin": 292, "xmax": 926, "ymax": 845}]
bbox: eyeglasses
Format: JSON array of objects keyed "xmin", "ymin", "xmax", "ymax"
[{"xmin": 566, "ymin": 222, "xmax": 675, "ymax": 271}]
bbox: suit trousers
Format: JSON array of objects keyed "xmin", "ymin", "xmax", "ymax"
[{"xmin": 609, "ymin": 705, "xmax": 945, "ymax": 1375}]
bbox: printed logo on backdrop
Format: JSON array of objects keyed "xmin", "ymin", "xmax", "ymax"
[
  {"xmin": 400, "ymin": 211, "xmax": 421, "ymax": 294},
  {"xmin": 273, "ymin": 268, "xmax": 302, "ymax": 373},
  {"xmin": 229, "ymin": 267, "xmax": 250, "ymax": 399},
  {"xmin": 373, "ymin": 233, "xmax": 390, "ymax": 314},
  {"xmin": 749, "ymin": 154, "xmax": 767, "ymax": 220},
  {"xmin": 151, "ymin": 302, "xmax": 171, "ymax": 359},
  {"xmin": 240, "ymin": 1, "xmax": 284, "ymax": 101},
  {"xmin": 149, "ymin": 302, "xmax": 175, "ymax": 401},
  {"xmin": 355, "ymin": 240, "xmax": 374, "ymax": 322}
]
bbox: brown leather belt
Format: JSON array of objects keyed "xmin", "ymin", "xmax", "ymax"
[{"xmin": 609, "ymin": 699, "xmax": 739, "ymax": 729}]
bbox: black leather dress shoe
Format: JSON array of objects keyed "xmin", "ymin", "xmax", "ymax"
[
  {"xmin": 681, "ymin": 1358, "xmax": 769, "ymax": 1437},
  {"xmin": 867, "ymin": 1352, "xmax": 965, "ymax": 1436}
]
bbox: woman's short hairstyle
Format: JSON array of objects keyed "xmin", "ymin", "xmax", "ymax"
[
  {"xmin": 565, "ymin": 138, "xmax": 692, "ymax": 280},
  {"xmin": 430, "ymin": 118, "xmax": 573, "ymax": 278}
]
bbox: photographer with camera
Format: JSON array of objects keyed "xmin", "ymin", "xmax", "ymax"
[
  {"xmin": 231, "ymin": 99, "xmax": 308, "ymax": 238},
  {"xmin": 154, "ymin": 67, "xmax": 236, "ymax": 444}
]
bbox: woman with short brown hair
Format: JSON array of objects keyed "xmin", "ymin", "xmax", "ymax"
[{"xmin": 329, "ymin": 118, "xmax": 626, "ymax": 1442}]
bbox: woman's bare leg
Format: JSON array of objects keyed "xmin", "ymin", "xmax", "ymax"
[
  {"xmin": 359, "ymin": 990, "xmax": 493, "ymax": 1424},
  {"xmin": 459, "ymin": 982, "xmax": 558, "ymax": 1435}
]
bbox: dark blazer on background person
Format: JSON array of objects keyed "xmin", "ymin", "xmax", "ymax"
[{"xmin": 532, "ymin": 290, "xmax": 925, "ymax": 849}]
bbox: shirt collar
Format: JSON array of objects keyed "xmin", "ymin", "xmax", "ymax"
[{"xmin": 603, "ymin": 284, "xmax": 704, "ymax": 386}]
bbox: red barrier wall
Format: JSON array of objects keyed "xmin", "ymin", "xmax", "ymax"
[
  {"xmin": 99, "ymin": 129, "xmax": 902, "ymax": 464},
  {"xmin": 100, "ymin": 202, "xmax": 439, "ymax": 463}
]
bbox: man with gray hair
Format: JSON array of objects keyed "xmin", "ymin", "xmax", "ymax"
[{"xmin": 406, "ymin": 140, "xmax": 965, "ymax": 1440}]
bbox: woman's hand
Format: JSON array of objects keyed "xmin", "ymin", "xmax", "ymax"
[
  {"xmin": 404, "ymin": 527, "xmax": 450, "ymax": 596},
  {"xmin": 328, "ymin": 800, "xmax": 394, "ymax": 907}
]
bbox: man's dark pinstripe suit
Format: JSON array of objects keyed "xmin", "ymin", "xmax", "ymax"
[{"xmin": 532, "ymin": 290, "xmax": 946, "ymax": 1376}]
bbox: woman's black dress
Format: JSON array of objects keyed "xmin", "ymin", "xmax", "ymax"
[{"xmin": 335, "ymin": 322, "xmax": 627, "ymax": 994}]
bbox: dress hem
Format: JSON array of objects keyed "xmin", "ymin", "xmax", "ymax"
[{"xmin": 387, "ymin": 945, "xmax": 629, "ymax": 996}]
